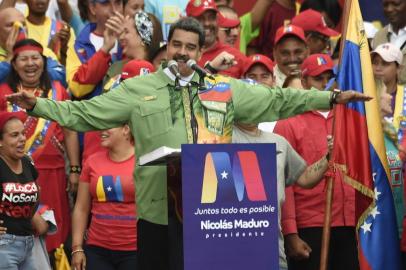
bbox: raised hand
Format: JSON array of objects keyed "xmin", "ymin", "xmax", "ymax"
[
  {"xmin": 208, "ymin": 51, "xmax": 237, "ymax": 71},
  {"xmin": 101, "ymin": 12, "xmax": 126, "ymax": 53}
]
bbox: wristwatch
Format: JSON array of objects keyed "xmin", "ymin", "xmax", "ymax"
[
  {"xmin": 70, "ymin": 165, "xmax": 82, "ymax": 174},
  {"xmin": 330, "ymin": 89, "xmax": 342, "ymax": 108}
]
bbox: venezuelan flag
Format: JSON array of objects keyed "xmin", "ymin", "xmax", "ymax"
[{"xmin": 333, "ymin": 0, "xmax": 401, "ymax": 269}]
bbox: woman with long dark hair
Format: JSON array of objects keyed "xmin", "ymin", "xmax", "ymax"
[{"xmin": 0, "ymin": 39, "xmax": 80, "ymax": 254}]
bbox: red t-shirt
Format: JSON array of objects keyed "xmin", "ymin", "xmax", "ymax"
[
  {"xmin": 274, "ymin": 111, "xmax": 356, "ymax": 234},
  {"xmin": 199, "ymin": 41, "xmax": 247, "ymax": 79},
  {"xmin": 80, "ymin": 151, "xmax": 137, "ymax": 251},
  {"xmin": 251, "ymin": 1, "xmax": 296, "ymax": 59},
  {"xmin": 82, "ymin": 131, "xmax": 107, "ymax": 164}
]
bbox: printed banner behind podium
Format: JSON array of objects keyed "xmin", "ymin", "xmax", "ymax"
[{"xmin": 182, "ymin": 143, "xmax": 278, "ymax": 270}]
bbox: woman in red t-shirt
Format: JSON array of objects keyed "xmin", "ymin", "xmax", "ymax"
[{"xmin": 71, "ymin": 124, "xmax": 136, "ymax": 270}]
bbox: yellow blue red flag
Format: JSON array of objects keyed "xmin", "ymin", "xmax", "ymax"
[{"xmin": 333, "ymin": 0, "xmax": 401, "ymax": 269}]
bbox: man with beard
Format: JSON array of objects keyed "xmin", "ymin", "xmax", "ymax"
[
  {"xmin": 273, "ymin": 24, "xmax": 309, "ymax": 87},
  {"xmin": 185, "ymin": 0, "xmax": 247, "ymax": 78},
  {"xmin": 7, "ymin": 17, "xmax": 371, "ymax": 270},
  {"xmin": 373, "ymin": 0, "xmax": 406, "ymax": 83}
]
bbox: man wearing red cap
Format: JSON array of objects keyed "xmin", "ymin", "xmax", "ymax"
[
  {"xmin": 216, "ymin": 0, "xmax": 275, "ymax": 55},
  {"xmin": 242, "ymin": 54, "xmax": 275, "ymax": 87},
  {"xmin": 291, "ymin": 9, "xmax": 340, "ymax": 54},
  {"xmin": 185, "ymin": 0, "xmax": 247, "ymax": 78},
  {"xmin": 273, "ymin": 24, "xmax": 309, "ymax": 87},
  {"xmin": 274, "ymin": 54, "xmax": 359, "ymax": 270}
]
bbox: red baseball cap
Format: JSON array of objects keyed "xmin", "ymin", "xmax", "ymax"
[
  {"xmin": 186, "ymin": 0, "xmax": 218, "ymax": 17},
  {"xmin": 274, "ymin": 25, "xmax": 306, "ymax": 45},
  {"xmin": 243, "ymin": 54, "xmax": 274, "ymax": 76},
  {"xmin": 301, "ymin": 54, "xmax": 334, "ymax": 77},
  {"xmin": 292, "ymin": 9, "xmax": 339, "ymax": 37},
  {"xmin": 0, "ymin": 111, "xmax": 26, "ymax": 131},
  {"xmin": 218, "ymin": 12, "xmax": 240, "ymax": 28},
  {"xmin": 121, "ymin": 60, "xmax": 155, "ymax": 80}
]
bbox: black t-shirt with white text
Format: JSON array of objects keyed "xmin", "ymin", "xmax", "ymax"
[{"xmin": 0, "ymin": 156, "xmax": 39, "ymax": 236}]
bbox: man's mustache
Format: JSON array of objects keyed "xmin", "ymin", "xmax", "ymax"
[{"xmin": 173, "ymin": 55, "xmax": 189, "ymax": 62}]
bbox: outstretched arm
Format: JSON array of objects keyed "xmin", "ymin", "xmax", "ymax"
[{"xmin": 6, "ymin": 83, "xmax": 134, "ymax": 132}]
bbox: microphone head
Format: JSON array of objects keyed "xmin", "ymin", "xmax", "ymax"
[
  {"xmin": 168, "ymin": 60, "xmax": 178, "ymax": 68},
  {"xmin": 186, "ymin": 59, "xmax": 197, "ymax": 68}
]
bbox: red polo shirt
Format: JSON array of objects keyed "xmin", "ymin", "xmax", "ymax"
[
  {"xmin": 274, "ymin": 111, "xmax": 356, "ymax": 235},
  {"xmin": 199, "ymin": 41, "xmax": 247, "ymax": 79}
]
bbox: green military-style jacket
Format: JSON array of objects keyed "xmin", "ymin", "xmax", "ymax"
[{"xmin": 31, "ymin": 67, "xmax": 331, "ymax": 225}]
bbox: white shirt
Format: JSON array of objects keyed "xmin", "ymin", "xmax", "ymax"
[
  {"xmin": 89, "ymin": 32, "xmax": 118, "ymax": 56},
  {"xmin": 163, "ymin": 67, "xmax": 195, "ymax": 86},
  {"xmin": 388, "ymin": 24, "xmax": 406, "ymax": 49}
]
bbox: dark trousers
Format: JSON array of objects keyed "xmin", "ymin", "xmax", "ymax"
[
  {"xmin": 85, "ymin": 245, "xmax": 137, "ymax": 270},
  {"xmin": 137, "ymin": 218, "xmax": 183, "ymax": 270},
  {"xmin": 288, "ymin": 227, "xmax": 359, "ymax": 270}
]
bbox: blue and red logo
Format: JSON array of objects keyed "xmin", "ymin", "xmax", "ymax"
[{"xmin": 201, "ymin": 151, "xmax": 267, "ymax": 203}]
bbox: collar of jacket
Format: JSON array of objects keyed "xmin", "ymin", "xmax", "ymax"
[{"xmin": 154, "ymin": 64, "xmax": 201, "ymax": 90}]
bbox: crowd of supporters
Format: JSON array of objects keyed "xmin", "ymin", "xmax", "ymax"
[{"xmin": 0, "ymin": 0, "xmax": 405, "ymax": 269}]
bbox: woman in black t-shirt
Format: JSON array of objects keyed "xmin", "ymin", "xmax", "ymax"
[{"xmin": 0, "ymin": 111, "xmax": 44, "ymax": 269}]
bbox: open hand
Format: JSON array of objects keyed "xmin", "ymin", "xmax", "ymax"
[
  {"xmin": 102, "ymin": 12, "xmax": 126, "ymax": 53},
  {"xmin": 334, "ymin": 90, "xmax": 373, "ymax": 104},
  {"xmin": 6, "ymin": 91, "xmax": 37, "ymax": 110}
]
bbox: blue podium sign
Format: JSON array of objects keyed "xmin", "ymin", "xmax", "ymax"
[{"xmin": 182, "ymin": 143, "xmax": 279, "ymax": 270}]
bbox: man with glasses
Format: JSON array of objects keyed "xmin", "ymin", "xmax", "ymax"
[
  {"xmin": 217, "ymin": 1, "xmax": 274, "ymax": 55},
  {"xmin": 291, "ymin": 9, "xmax": 339, "ymax": 54}
]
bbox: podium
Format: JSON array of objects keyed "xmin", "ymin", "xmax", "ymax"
[
  {"xmin": 138, "ymin": 144, "xmax": 279, "ymax": 270},
  {"xmin": 137, "ymin": 152, "xmax": 184, "ymax": 270}
]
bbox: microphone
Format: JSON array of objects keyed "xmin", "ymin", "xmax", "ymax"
[
  {"xmin": 168, "ymin": 60, "xmax": 181, "ymax": 79},
  {"xmin": 186, "ymin": 59, "xmax": 214, "ymax": 80}
]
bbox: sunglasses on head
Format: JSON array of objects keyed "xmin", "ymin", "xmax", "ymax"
[{"xmin": 219, "ymin": 25, "xmax": 241, "ymax": 35}]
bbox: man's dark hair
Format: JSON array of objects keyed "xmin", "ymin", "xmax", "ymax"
[
  {"xmin": 167, "ymin": 17, "xmax": 205, "ymax": 48},
  {"xmin": 7, "ymin": 39, "xmax": 51, "ymax": 97}
]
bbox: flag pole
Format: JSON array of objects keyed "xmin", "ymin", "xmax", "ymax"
[{"xmin": 319, "ymin": 1, "xmax": 352, "ymax": 270}]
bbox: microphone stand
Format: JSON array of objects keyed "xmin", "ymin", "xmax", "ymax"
[
  {"xmin": 174, "ymin": 77, "xmax": 181, "ymax": 91},
  {"xmin": 187, "ymin": 82, "xmax": 199, "ymax": 143}
]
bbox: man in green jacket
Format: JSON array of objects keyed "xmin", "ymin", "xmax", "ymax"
[{"xmin": 8, "ymin": 17, "xmax": 370, "ymax": 270}]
